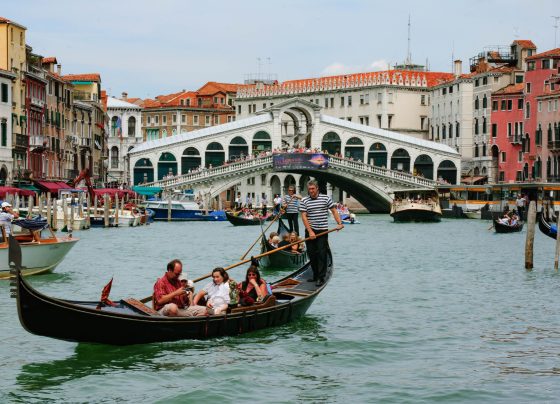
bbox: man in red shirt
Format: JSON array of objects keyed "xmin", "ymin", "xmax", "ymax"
[{"xmin": 153, "ymin": 259, "xmax": 206, "ymax": 316}]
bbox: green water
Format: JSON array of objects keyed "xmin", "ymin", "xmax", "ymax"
[{"xmin": 1, "ymin": 217, "xmax": 560, "ymax": 403}]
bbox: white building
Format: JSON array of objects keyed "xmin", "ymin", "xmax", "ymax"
[
  {"xmin": 106, "ymin": 97, "xmax": 142, "ymax": 185},
  {"xmin": 0, "ymin": 68, "xmax": 16, "ymax": 185},
  {"xmin": 235, "ymin": 69, "xmax": 454, "ymax": 144}
]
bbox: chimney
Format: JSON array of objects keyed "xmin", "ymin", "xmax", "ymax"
[
  {"xmin": 122, "ymin": 92, "xmax": 128, "ymax": 100},
  {"xmin": 454, "ymin": 60, "xmax": 462, "ymax": 77},
  {"xmin": 56, "ymin": 64, "xmax": 61, "ymax": 75}
]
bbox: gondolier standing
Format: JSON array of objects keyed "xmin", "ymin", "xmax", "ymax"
[
  {"xmin": 283, "ymin": 186, "xmax": 302, "ymax": 234},
  {"xmin": 300, "ymin": 180, "xmax": 343, "ymax": 286}
]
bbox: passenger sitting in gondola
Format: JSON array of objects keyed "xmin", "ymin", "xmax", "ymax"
[
  {"xmin": 268, "ymin": 231, "xmax": 278, "ymax": 245},
  {"xmin": 270, "ymin": 235, "xmax": 280, "ymax": 248},
  {"xmin": 237, "ymin": 265, "xmax": 268, "ymax": 306},
  {"xmin": 288, "ymin": 232, "xmax": 302, "ymax": 253},
  {"xmin": 278, "ymin": 233, "xmax": 290, "ymax": 247},
  {"xmin": 193, "ymin": 267, "xmax": 231, "ymax": 315},
  {"xmin": 153, "ymin": 259, "xmax": 207, "ymax": 317}
]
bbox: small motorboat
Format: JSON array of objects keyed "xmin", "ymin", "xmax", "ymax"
[{"xmin": 390, "ymin": 191, "xmax": 442, "ymax": 223}]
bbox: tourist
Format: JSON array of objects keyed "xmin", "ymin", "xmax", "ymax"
[
  {"xmin": 283, "ymin": 186, "xmax": 301, "ymax": 234},
  {"xmin": 237, "ymin": 266, "xmax": 268, "ymax": 306},
  {"xmin": 278, "ymin": 233, "xmax": 290, "ymax": 247},
  {"xmin": 268, "ymin": 231, "xmax": 278, "ymax": 245},
  {"xmin": 193, "ymin": 267, "xmax": 231, "ymax": 315},
  {"xmin": 0, "ymin": 202, "xmax": 19, "ymax": 236},
  {"xmin": 261, "ymin": 193, "xmax": 268, "ymax": 216},
  {"xmin": 300, "ymin": 180, "xmax": 344, "ymax": 286},
  {"xmin": 289, "ymin": 232, "xmax": 303, "ymax": 253},
  {"xmin": 273, "ymin": 194, "xmax": 283, "ymax": 215},
  {"xmin": 153, "ymin": 259, "xmax": 206, "ymax": 317},
  {"xmin": 270, "ymin": 235, "xmax": 280, "ymax": 248},
  {"xmin": 516, "ymin": 194, "xmax": 526, "ymax": 221}
]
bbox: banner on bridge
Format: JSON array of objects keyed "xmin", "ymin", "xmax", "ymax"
[{"xmin": 272, "ymin": 153, "xmax": 329, "ymax": 170}]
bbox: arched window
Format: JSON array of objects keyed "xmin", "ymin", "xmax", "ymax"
[
  {"xmin": 111, "ymin": 146, "xmax": 119, "ymax": 169},
  {"xmin": 321, "ymin": 132, "xmax": 341, "ymax": 155},
  {"xmin": 128, "ymin": 116, "xmax": 136, "ymax": 137},
  {"xmin": 111, "ymin": 116, "xmax": 119, "ymax": 137},
  {"xmin": 344, "ymin": 137, "xmax": 364, "ymax": 161}
]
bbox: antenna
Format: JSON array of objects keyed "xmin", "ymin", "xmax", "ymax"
[
  {"xmin": 406, "ymin": 14, "xmax": 412, "ymax": 65},
  {"xmin": 451, "ymin": 41, "xmax": 455, "ymax": 72},
  {"xmin": 553, "ymin": 16, "xmax": 560, "ymax": 48}
]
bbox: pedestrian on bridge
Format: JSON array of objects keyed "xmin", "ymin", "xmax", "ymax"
[
  {"xmin": 300, "ymin": 180, "xmax": 344, "ymax": 287},
  {"xmin": 283, "ymin": 186, "xmax": 302, "ymax": 235}
]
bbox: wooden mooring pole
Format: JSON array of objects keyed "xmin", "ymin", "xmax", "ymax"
[{"xmin": 525, "ymin": 200, "xmax": 536, "ymax": 270}]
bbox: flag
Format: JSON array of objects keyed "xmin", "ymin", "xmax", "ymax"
[
  {"xmin": 116, "ymin": 117, "xmax": 122, "ymax": 140},
  {"xmin": 96, "ymin": 277, "xmax": 117, "ymax": 309}
]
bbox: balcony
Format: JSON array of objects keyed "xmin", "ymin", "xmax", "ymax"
[
  {"xmin": 65, "ymin": 169, "xmax": 79, "ymax": 180},
  {"xmin": 29, "ymin": 135, "xmax": 48, "ymax": 148},
  {"xmin": 14, "ymin": 134, "xmax": 28, "ymax": 149},
  {"xmin": 30, "ymin": 97, "xmax": 45, "ymax": 108},
  {"xmin": 73, "ymin": 91, "xmax": 95, "ymax": 101},
  {"xmin": 509, "ymin": 135, "xmax": 522, "ymax": 145},
  {"xmin": 80, "ymin": 138, "xmax": 92, "ymax": 148},
  {"xmin": 549, "ymin": 140, "xmax": 560, "ymax": 151}
]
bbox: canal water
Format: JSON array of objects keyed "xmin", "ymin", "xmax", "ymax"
[{"xmin": 1, "ymin": 216, "xmax": 560, "ymax": 403}]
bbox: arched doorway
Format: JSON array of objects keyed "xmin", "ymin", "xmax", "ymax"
[
  {"xmin": 133, "ymin": 158, "xmax": 154, "ymax": 185},
  {"xmin": 299, "ymin": 175, "xmax": 311, "ymax": 193},
  {"xmin": 182, "ymin": 147, "xmax": 201, "ymax": 174},
  {"xmin": 391, "ymin": 148, "xmax": 411, "ymax": 172},
  {"xmin": 252, "ymin": 131, "xmax": 271, "ymax": 155},
  {"xmin": 111, "ymin": 146, "xmax": 119, "ymax": 169},
  {"xmin": 368, "ymin": 143, "xmax": 387, "ymax": 167},
  {"xmin": 270, "ymin": 175, "xmax": 281, "ymax": 197},
  {"xmin": 205, "ymin": 142, "xmax": 225, "ymax": 168},
  {"xmin": 344, "ymin": 137, "xmax": 364, "ymax": 161},
  {"xmin": 228, "ymin": 136, "xmax": 248, "ymax": 160},
  {"xmin": 0, "ymin": 165, "xmax": 7, "ymax": 186},
  {"xmin": 413, "ymin": 154, "xmax": 434, "ymax": 179},
  {"xmin": 284, "ymin": 175, "xmax": 296, "ymax": 194},
  {"xmin": 321, "ymin": 132, "xmax": 341, "ymax": 155},
  {"xmin": 437, "ymin": 160, "xmax": 457, "ymax": 184},
  {"xmin": 157, "ymin": 152, "xmax": 177, "ymax": 180}
]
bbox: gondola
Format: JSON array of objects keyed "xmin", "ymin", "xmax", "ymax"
[
  {"xmin": 538, "ymin": 210, "xmax": 557, "ymax": 240},
  {"xmin": 225, "ymin": 211, "xmax": 269, "ymax": 226},
  {"xmin": 9, "ymin": 236, "xmax": 332, "ymax": 345},
  {"xmin": 260, "ymin": 218, "xmax": 308, "ymax": 270},
  {"xmin": 494, "ymin": 219, "xmax": 524, "ymax": 233}
]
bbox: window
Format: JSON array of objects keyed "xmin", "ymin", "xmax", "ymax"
[
  {"xmin": 315, "ymin": 99, "xmax": 319, "ymax": 105},
  {"xmin": 475, "ymin": 97, "xmax": 479, "ymax": 110},
  {"xmin": 501, "ymin": 151, "xmax": 506, "ymax": 162},
  {"xmin": 205, "ymin": 115, "xmax": 210, "ymax": 126},
  {"xmin": 172, "ymin": 114, "xmax": 177, "ymax": 123},
  {"xmin": 181, "ymin": 114, "xmax": 186, "ymax": 123},
  {"xmin": 214, "ymin": 115, "xmax": 219, "ymax": 124},
  {"xmin": 421, "ymin": 95, "xmax": 426, "ymax": 105},
  {"xmin": 492, "ymin": 123, "xmax": 497, "ymax": 138},
  {"xmin": 324, "ymin": 98, "xmax": 329, "ymax": 108},
  {"xmin": 340, "ymin": 96, "xmax": 345, "ymax": 107},
  {"xmin": 518, "ymin": 99, "xmax": 523, "ymax": 109},
  {"xmin": 483, "ymin": 95, "xmax": 487, "ymax": 109},
  {"xmin": 147, "ymin": 116, "xmax": 151, "ymax": 124},
  {"xmin": 377, "ymin": 92, "xmax": 382, "ymax": 103},
  {"xmin": 482, "ymin": 117, "xmax": 487, "ymax": 134},
  {"xmin": 155, "ymin": 115, "xmax": 159, "ymax": 124},
  {"xmin": 525, "ymin": 102, "xmax": 530, "ymax": 119},
  {"xmin": 526, "ymin": 83, "xmax": 531, "ymax": 93},
  {"xmin": 330, "ymin": 98, "xmax": 334, "ymax": 107},
  {"xmin": 515, "ymin": 74, "xmax": 524, "ymax": 84},
  {"xmin": 474, "ymin": 118, "xmax": 479, "ymax": 135},
  {"xmin": 442, "ymin": 88, "xmax": 447, "ymax": 95},
  {"xmin": 501, "ymin": 100, "xmax": 507, "ymax": 110},
  {"xmin": 492, "ymin": 100, "xmax": 498, "ymax": 111},
  {"xmin": 348, "ymin": 96, "xmax": 352, "ymax": 106},
  {"xmin": 162, "ymin": 115, "xmax": 167, "ymax": 124},
  {"xmin": 0, "ymin": 83, "xmax": 7, "ymax": 103},
  {"xmin": 449, "ymin": 86, "xmax": 453, "ymax": 94},
  {"xmin": 263, "ymin": 103, "xmax": 266, "ymax": 109},
  {"xmin": 499, "ymin": 171, "xmax": 505, "ymax": 182},
  {"xmin": 364, "ymin": 93, "xmax": 369, "ymax": 104},
  {"xmin": 360, "ymin": 94, "xmax": 365, "ymax": 105},
  {"xmin": 193, "ymin": 115, "xmax": 199, "ymax": 125},
  {"xmin": 538, "ymin": 101, "xmax": 542, "ymax": 112},
  {"xmin": 475, "ymin": 79, "xmax": 480, "ymax": 87},
  {"xmin": 543, "ymin": 59, "xmax": 550, "ymax": 69},
  {"xmin": 442, "ymin": 125, "xmax": 447, "ymax": 139},
  {"xmin": 527, "ymin": 61, "xmax": 535, "ymax": 71},
  {"xmin": 474, "ymin": 144, "xmax": 479, "ymax": 157},
  {"xmin": 507, "ymin": 122, "xmax": 512, "ymax": 137},
  {"xmin": 1, "ymin": 119, "xmax": 6, "ymax": 146},
  {"xmin": 237, "ymin": 105, "xmax": 241, "ymax": 114},
  {"xmin": 347, "ymin": 117, "xmax": 352, "ymax": 122},
  {"xmin": 456, "ymin": 122, "xmax": 460, "ymax": 137},
  {"xmin": 359, "ymin": 116, "xmax": 369, "ymax": 125},
  {"xmin": 482, "ymin": 77, "xmax": 488, "ymax": 85},
  {"xmin": 507, "ymin": 100, "xmax": 512, "ymax": 110},
  {"xmin": 420, "ymin": 116, "xmax": 425, "ymax": 129}
]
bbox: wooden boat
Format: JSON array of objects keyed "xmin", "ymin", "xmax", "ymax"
[
  {"xmin": 463, "ymin": 209, "xmax": 482, "ymax": 220},
  {"xmin": 9, "ymin": 237, "xmax": 332, "ymax": 345},
  {"xmin": 390, "ymin": 191, "xmax": 442, "ymax": 223},
  {"xmin": 494, "ymin": 219, "xmax": 524, "ymax": 233},
  {"xmin": 0, "ymin": 225, "xmax": 78, "ymax": 280},
  {"xmin": 225, "ymin": 211, "xmax": 271, "ymax": 226},
  {"xmin": 538, "ymin": 211, "xmax": 557, "ymax": 240},
  {"xmin": 260, "ymin": 218, "xmax": 308, "ymax": 270}
]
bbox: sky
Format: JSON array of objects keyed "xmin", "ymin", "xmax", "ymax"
[{"xmin": 3, "ymin": 0, "xmax": 558, "ymax": 99}]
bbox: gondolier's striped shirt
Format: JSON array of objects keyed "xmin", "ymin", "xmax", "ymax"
[
  {"xmin": 283, "ymin": 195, "xmax": 299, "ymax": 214},
  {"xmin": 300, "ymin": 194, "xmax": 334, "ymax": 231}
]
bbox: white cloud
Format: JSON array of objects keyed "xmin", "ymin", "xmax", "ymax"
[{"xmin": 321, "ymin": 59, "xmax": 389, "ymax": 77}]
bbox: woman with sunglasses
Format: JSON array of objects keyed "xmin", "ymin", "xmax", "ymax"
[{"xmin": 237, "ymin": 265, "xmax": 268, "ymax": 306}]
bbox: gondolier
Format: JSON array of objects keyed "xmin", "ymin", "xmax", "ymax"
[
  {"xmin": 283, "ymin": 186, "xmax": 301, "ymax": 234},
  {"xmin": 300, "ymin": 180, "xmax": 343, "ymax": 286}
]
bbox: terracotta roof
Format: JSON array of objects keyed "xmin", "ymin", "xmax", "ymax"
[
  {"xmin": 513, "ymin": 40, "xmax": 536, "ymax": 49},
  {"xmin": 197, "ymin": 81, "xmax": 241, "ymax": 95},
  {"xmin": 126, "ymin": 97, "xmax": 141, "ymax": 104},
  {"xmin": 526, "ymin": 48, "xmax": 560, "ymax": 61},
  {"xmin": 493, "ymin": 83, "xmax": 524, "ymax": 95},
  {"xmin": 62, "ymin": 73, "xmax": 101, "ymax": 82},
  {"xmin": 42, "ymin": 57, "xmax": 57, "ymax": 64},
  {"xmin": 0, "ymin": 16, "xmax": 26, "ymax": 29}
]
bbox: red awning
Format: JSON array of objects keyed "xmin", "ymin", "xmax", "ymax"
[
  {"xmin": 0, "ymin": 186, "xmax": 35, "ymax": 198},
  {"xmin": 35, "ymin": 180, "xmax": 72, "ymax": 195}
]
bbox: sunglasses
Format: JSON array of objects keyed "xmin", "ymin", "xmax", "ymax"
[{"xmin": 248, "ymin": 273, "xmax": 257, "ymax": 277}]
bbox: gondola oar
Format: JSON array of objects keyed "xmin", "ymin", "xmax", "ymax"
[
  {"xmin": 239, "ymin": 210, "xmax": 282, "ymax": 260},
  {"xmin": 139, "ymin": 227, "xmax": 339, "ymax": 304}
]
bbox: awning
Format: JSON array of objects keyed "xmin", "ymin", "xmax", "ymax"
[
  {"xmin": 461, "ymin": 176, "xmax": 487, "ymax": 185},
  {"xmin": 18, "ymin": 184, "xmax": 40, "ymax": 192},
  {"xmin": 0, "ymin": 186, "xmax": 35, "ymax": 198},
  {"xmin": 93, "ymin": 188, "xmax": 136, "ymax": 199},
  {"xmin": 35, "ymin": 180, "xmax": 72, "ymax": 195},
  {"xmin": 132, "ymin": 186, "xmax": 162, "ymax": 196}
]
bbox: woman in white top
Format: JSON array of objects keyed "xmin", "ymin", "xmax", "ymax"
[{"xmin": 193, "ymin": 267, "xmax": 231, "ymax": 315}]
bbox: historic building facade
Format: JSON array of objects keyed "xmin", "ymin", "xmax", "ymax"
[
  {"xmin": 0, "ymin": 68, "xmax": 16, "ymax": 184},
  {"xmin": 106, "ymin": 96, "xmax": 142, "ymax": 185}
]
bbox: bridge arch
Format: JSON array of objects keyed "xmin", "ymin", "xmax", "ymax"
[
  {"xmin": 368, "ymin": 142, "xmax": 387, "ymax": 167},
  {"xmin": 182, "ymin": 147, "xmax": 201, "ymax": 173},
  {"xmin": 321, "ymin": 131, "xmax": 341, "ymax": 155},
  {"xmin": 284, "ymin": 174, "xmax": 296, "ymax": 193},
  {"xmin": 345, "ymin": 137, "xmax": 365, "ymax": 161},
  {"xmin": 205, "ymin": 142, "xmax": 225, "ymax": 168},
  {"xmin": 391, "ymin": 148, "xmax": 411, "ymax": 172},
  {"xmin": 279, "ymin": 103, "xmax": 314, "ymax": 147},
  {"xmin": 252, "ymin": 131, "xmax": 272, "ymax": 155},
  {"xmin": 229, "ymin": 136, "xmax": 249, "ymax": 160},
  {"xmin": 270, "ymin": 175, "xmax": 281, "ymax": 196},
  {"xmin": 413, "ymin": 154, "xmax": 434, "ymax": 179},
  {"xmin": 158, "ymin": 152, "xmax": 177, "ymax": 180},
  {"xmin": 437, "ymin": 160, "xmax": 458, "ymax": 184},
  {"xmin": 133, "ymin": 158, "xmax": 154, "ymax": 185}
]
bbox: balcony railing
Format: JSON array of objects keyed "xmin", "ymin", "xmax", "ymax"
[
  {"xmin": 29, "ymin": 135, "xmax": 48, "ymax": 148},
  {"xmin": 80, "ymin": 138, "xmax": 91, "ymax": 148},
  {"xmin": 509, "ymin": 135, "xmax": 522, "ymax": 144},
  {"xmin": 14, "ymin": 134, "xmax": 28, "ymax": 148}
]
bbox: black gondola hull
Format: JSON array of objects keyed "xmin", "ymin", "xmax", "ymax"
[
  {"xmin": 538, "ymin": 212, "xmax": 557, "ymax": 240},
  {"xmin": 391, "ymin": 209, "xmax": 442, "ymax": 222},
  {"xmin": 260, "ymin": 218, "xmax": 309, "ymax": 270},
  {"xmin": 494, "ymin": 220, "xmax": 524, "ymax": 233},
  {"xmin": 225, "ymin": 212, "xmax": 264, "ymax": 226}
]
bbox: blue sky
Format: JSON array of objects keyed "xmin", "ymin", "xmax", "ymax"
[{"xmin": 3, "ymin": 0, "xmax": 557, "ymax": 98}]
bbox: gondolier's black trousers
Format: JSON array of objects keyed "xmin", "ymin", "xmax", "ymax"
[
  {"xmin": 286, "ymin": 212, "xmax": 299, "ymax": 235},
  {"xmin": 305, "ymin": 229, "xmax": 329, "ymax": 281}
]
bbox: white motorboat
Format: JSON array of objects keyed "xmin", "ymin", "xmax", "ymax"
[{"xmin": 0, "ymin": 226, "xmax": 78, "ymax": 279}]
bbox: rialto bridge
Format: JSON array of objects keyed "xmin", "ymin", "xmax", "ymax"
[{"xmin": 128, "ymin": 98, "xmax": 461, "ymax": 212}]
